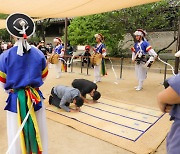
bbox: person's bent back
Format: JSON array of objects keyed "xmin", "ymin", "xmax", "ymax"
[
  {"xmin": 49, "ymin": 85, "xmax": 84, "ymax": 112},
  {"xmin": 72, "ymin": 79, "xmax": 101, "ymax": 103}
]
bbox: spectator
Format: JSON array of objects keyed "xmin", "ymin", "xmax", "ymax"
[
  {"xmin": 7, "ymin": 41, "xmax": 13, "ymax": 49},
  {"xmin": 82, "ymin": 45, "xmax": 91, "ymax": 67},
  {"xmin": 46, "ymin": 43, "xmax": 53, "ymax": 54},
  {"xmin": 157, "ymin": 74, "xmax": 180, "ymax": 154},
  {"xmin": 66, "ymin": 42, "xmax": 73, "ymax": 67},
  {"xmin": 38, "ymin": 40, "xmax": 48, "ymax": 59}
]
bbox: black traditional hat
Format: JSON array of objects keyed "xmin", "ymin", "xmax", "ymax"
[{"xmin": 6, "ymin": 13, "xmax": 35, "ymax": 39}]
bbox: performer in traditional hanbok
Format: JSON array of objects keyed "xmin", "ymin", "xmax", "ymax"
[
  {"xmin": 53, "ymin": 37, "xmax": 64, "ymax": 78},
  {"xmin": 0, "ymin": 13, "xmax": 48, "ymax": 154},
  {"xmin": 131, "ymin": 29, "xmax": 157, "ymax": 91},
  {"xmin": 92, "ymin": 33, "xmax": 107, "ymax": 83}
]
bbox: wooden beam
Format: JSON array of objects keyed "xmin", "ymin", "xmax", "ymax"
[
  {"xmin": 64, "ymin": 17, "xmax": 68, "ymax": 72},
  {"xmin": 175, "ymin": 16, "xmax": 180, "ymax": 74}
]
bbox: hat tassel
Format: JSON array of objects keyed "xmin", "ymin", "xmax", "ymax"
[{"xmin": 23, "ymin": 34, "xmax": 27, "ymax": 39}]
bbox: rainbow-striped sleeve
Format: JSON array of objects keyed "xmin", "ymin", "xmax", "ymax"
[
  {"xmin": 0, "ymin": 70, "xmax": 6, "ymax": 84},
  {"xmin": 42, "ymin": 66, "xmax": 48, "ymax": 80},
  {"xmin": 146, "ymin": 46, "xmax": 152, "ymax": 52},
  {"xmin": 131, "ymin": 47, "xmax": 135, "ymax": 52}
]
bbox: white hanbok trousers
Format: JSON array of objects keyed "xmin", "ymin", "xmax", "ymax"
[{"xmin": 7, "ymin": 101, "xmax": 48, "ymax": 154}]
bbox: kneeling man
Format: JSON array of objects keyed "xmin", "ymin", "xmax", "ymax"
[
  {"xmin": 49, "ymin": 85, "xmax": 84, "ymax": 112},
  {"xmin": 72, "ymin": 79, "xmax": 101, "ymax": 103}
]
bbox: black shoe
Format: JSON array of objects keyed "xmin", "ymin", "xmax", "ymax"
[{"xmin": 49, "ymin": 95, "xmax": 53, "ymax": 105}]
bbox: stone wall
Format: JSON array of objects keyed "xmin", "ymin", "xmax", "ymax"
[
  {"xmin": 45, "ymin": 31, "xmax": 178, "ymax": 53},
  {"xmin": 122, "ymin": 31, "xmax": 178, "ymax": 53}
]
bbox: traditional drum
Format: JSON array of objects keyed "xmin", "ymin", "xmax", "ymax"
[
  {"xmin": 90, "ymin": 53, "xmax": 102, "ymax": 66},
  {"xmin": 48, "ymin": 54, "xmax": 59, "ymax": 64}
]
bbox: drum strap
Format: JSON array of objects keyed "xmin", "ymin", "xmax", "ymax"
[{"xmin": 95, "ymin": 43, "xmax": 103, "ymax": 53}]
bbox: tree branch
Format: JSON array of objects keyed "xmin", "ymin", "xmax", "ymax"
[{"xmin": 157, "ymin": 37, "xmax": 178, "ymax": 54}]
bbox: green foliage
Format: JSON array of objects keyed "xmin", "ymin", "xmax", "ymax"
[
  {"xmin": 0, "ymin": 13, "xmax": 9, "ymax": 19},
  {"xmin": 116, "ymin": 0, "xmax": 179, "ymax": 33},
  {"xmin": 68, "ymin": 0, "xmax": 179, "ymax": 56},
  {"xmin": 36, "ymin": 18, "xmax": 51, "ymax": 41},
  {"xmin": 68, "ymin": 14, "xmax": 125, "ymax": 56},
  {"xmin": 28, "ymin": 36, "xmax": 40, "ymax": 43},
  {"xmin": 0, "ymin": 29, "xmax": 10, "ymax": 41},
  {"xmin": 0, "ymin": 14, "xmax": 10, "ymax": 41},
  {"xmin": 68, "ymin": 14, "xmax": 107, "ymax": 45}
]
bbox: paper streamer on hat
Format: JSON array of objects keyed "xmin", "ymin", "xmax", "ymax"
[{"xmin": 14, "ymin": 38, "xmax": 31, "ymax": 56}]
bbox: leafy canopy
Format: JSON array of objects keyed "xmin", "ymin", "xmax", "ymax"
[{"xmin": 68, "ymin": 0, "xmax": 179, "ymax": 56}]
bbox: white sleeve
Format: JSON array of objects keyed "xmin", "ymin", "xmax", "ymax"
[
  {"xmin": 175, "ymin": 50, "xmax": 180, "ymax": 57},
  {"xmin": 149, "ymin": 49, "xmax": 157, "ymax": 57},
  {"xmin": 102, "ymin": 52, "xmax": 107, "ymax": 57},
  {"xmin": 132, "ymin": 52, "xmax": 136, "ymax": 60},
  {"xmin": 59, "ymin": 50, "xmax": 64, "ymax": 57}
]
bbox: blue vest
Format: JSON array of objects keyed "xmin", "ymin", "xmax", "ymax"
[
  {"xmin": 55, "ymin": 44, "xmax": 64, "ymax": 54},
  {"xmin": 133, "ymin": 41, "xmax": 151, "ymax": 55},
  {"xmin": 94, "ymin": 43, "xmax": 106, "ymax": 54},
  {"xmin": 0, "ymin": 46, "xmax": 47, "ymax": 113}
]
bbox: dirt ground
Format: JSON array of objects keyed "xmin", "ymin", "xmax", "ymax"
[{"xmin": 0, "ymin": 63, "xmax": 172, "ymax": 154}]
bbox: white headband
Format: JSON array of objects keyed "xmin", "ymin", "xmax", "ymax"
[
  {"xmin": 94, "ymin": 34, "xmax": 101, "ymax": 39},
  {"xmin": 53, "ymin": 38, "xmax": 60, "ymax": 43},
  {"xmin": 94, "ymin": 34, "xmax": 104, "ymax": 42},
  {"xmin": 134, "ymin": 31, "xmax": 143, "ymax": 36}
]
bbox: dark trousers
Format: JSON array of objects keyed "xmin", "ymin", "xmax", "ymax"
[
  {"xmin": 49, "ymin": 88, "xmax": 70, "ymax": 108},
  {"xmin": 82, "ymin": 58, "xmax": 90, "ymax": 67}
]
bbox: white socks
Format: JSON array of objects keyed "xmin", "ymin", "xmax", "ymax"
[{"xmin": 136, "ymin": 80, "xmax": 143, "ymax": 91}]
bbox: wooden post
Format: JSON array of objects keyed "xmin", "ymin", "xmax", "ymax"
[
  {"xmin": 71, "ymin": 57, "xmax": 73, "ymax": 73},
  {"xmin": 86, "ymin": 56, "xmax": 89, "ymax": 75},
  {"xmin": 174, "ymin": 16, "xmax": 180, "ymax": 74},
  {"xmin": 80, "ymin": 56, "xmax": 83, "ymax": 74},
  {"xmin": 164, "ymin": 59, "xmax": 168, "ymax": 82},
  {"xmin": 64, "ymin": 17, "xmax": 68, "ymax": 72},
  {"xmin": 120, "ymin": 58, "xmax": 123, "ymax": 79}
]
